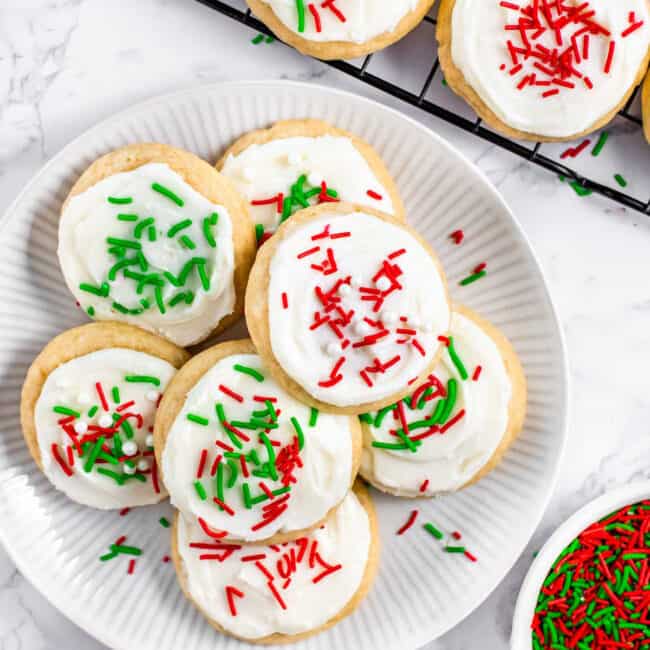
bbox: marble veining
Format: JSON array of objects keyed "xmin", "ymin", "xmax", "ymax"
[{"xmin": 1, "ymin": 1, "xmax": 650, "ymax": 648}]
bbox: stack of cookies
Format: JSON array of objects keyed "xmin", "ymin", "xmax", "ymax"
[{"xmin": 20, "ymin": 119, "xmax": 526, "ymax": 643}]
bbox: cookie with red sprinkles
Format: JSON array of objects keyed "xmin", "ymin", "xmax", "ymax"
[
  {"xmin": 531, "ymin": 499, "xmax": 650, "ymax": 649},
  {"xmin": 154, "ymin": 338, "xmax": 362, "ymax": 543},
  {"xmin": 20, "ymin": 322, "xmax": 189, "ymax": 509},
  {"xmin": 170, "ymin": 481, "xmax": 379, "ymax": 643},
  {"xmin": 359, "ymin": 304, "xmax": 526, "ymax": 497},
  {"xmin": 245, "ymin": 202, "xmax": 451, "ymax": 415},
  {"xmin": 437, "ymin": 0, "xmax": 650, "ymax": 141},
  {"xmin": 245, "ymin": 0, "xmax": 437, "ymax": 60}
]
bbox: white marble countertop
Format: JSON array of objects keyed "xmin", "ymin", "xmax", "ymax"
[{"xmin": 1, "ymin": 1, "xmax": 649, "ymax": 648}]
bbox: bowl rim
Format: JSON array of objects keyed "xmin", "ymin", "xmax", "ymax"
[{"xmin": 510, "ymin": 479, "xmax": 650, "ymax": 649}]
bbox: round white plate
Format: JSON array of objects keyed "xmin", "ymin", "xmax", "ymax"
[
  {"xmin": 511, "ymin": 481, "xmax": 650, "ymax": 649},
  {"xmin": 0, "ymin": 81, "xmax": 568, "ymax": 650}
]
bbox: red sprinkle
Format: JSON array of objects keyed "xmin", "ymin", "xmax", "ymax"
[
  {"xmin": 604, "ymin": 40, "xmax": 615, "ymax": 73},
  {"xmin": 450, "ymin": 229, "xmax": 464, "ymax": 245},
  {"xmin": 281, "ymin": 292, "xmax": 288, "ymax": 309},
  {"xmin": 196, "ymin": 449, "xmax": 208, "ymax": 479},
  {"xmin": 366, "ymin": 189, "xmax": 383, "ymax": 200},
  {"xmin": 464, "ymin": 550, "xmax": 478, "ymax": 563},
  {"xmin": 396, "ymin": 510, "xmax": 419, "ymax": 535},
  {"xmin": 219, "ymin": 384, "xmax": 244, "ymax": 403},
  {"xmin": 95, "ymin": 382, "xmax": 109, "ymax": 412},
  {"xmin": 225, "ymin": 585, "xmax": 244, "ymax": 616},
  {"xmin": 308, "ymin": 3, "xmax": 322, "ymax": 32},
  {"xmin": 119, "ymin": 507, "xmax": 131, "ymax": 516},
  {"xmin": 419, "ymin": 479, "xmax": 429, "ymax": 493},
  {"xmin": 197, "ymin": 517, "xmax": 228, "ymax": 539},
  {"xmin": 472, "ymin": 365, "xmax": 483, "ymax": 381},
  {"xmin": 51, "ymin": 444, "xmax": 73, "ymax": 476},
  {"xmin": 127, "ymin": 559, "xmax": 136, "ymax": 575},
  {"xmin": 213, "ymin": 497, "xmax": 235, "ymax": 516}
]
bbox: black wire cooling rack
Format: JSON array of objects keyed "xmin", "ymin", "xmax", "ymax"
[{"xmin": 197, "ymin": 0, "xmax": 650, "ymax": 215}]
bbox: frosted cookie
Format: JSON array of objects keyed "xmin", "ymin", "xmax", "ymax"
[
  {"xmin": 58, "ymin": 143, "xmax": 256, "ymax": 346},
  {"xmin": 171, "ymin": 482, "xmax": 378, "ymax": 643},
  {"xmin": 246, "ymin": 0, "xmax": 436, "ymax": 60},
  {"xmin": 155, "ymin": 339, "xmax": 361, "ymax": 543},
  {"xmin": 20, "ymin": 323, "xmax": 189, "ymax": 509},
  {"xmin": 246, "ymin": 202, "xmax": 451, "ymax": 415},
  {"xmin": 437, "ymin": 0, "xmax": 650, "ymax": 141},
  {"xmin": 641, "ymin": 70, "xmax": 650, "ymax": 144},
  {"xmin": 360, "ymin": 305, "xmax": 526, "ymax": 497},
  {"xmin": 216, "ymin": 119, "xmax": 405, "ymax": 240}
]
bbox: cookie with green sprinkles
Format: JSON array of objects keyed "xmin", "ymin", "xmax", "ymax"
[
  {"xmin": 216, "ymin": 119, "xmax": 405, "ymax": 238},
  {"xmin": 245, "ymin": 0, "xmax": 436, "ymax": 61},
  {"xmin": 154, "ymin": 338, "xmax": 362, "ymax": 543},
  {"xmin": 20, "ymin": 322, "xmax": 189, "ymax": 509},
  {"xmin": 58, "ymin": 143, "xmax": 256, "ymax": 347},
  {"xmin": 359, "ymin": 304, "xmax": 526, "ymax": 497}
]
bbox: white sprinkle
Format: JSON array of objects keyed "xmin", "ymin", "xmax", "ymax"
[
  {"xmin": 146, "ymin": 390, "xmax": 160, "ymax": 402},
  {"xmin": 325, "ymin": 342, "xmax": 341, "ymax": 357},
  {"xmin": 98, "ymin": 414, "xmax": 113, "ymax": 428},
  {"xmin": 123, "ymin": 463, "xmax": 136, "ymax": 475},
  {"xmin": 73, "ymin": 420, "xmax": 88, "ymax": 435},
  {"xmin": 137, "ymin": 459, "xmax": 150, "ymax": 472},
  {"xmin": 145, "ymin": 434, "xmax": 154, "ymax": 447},
  {"xmin": 77, "ymin": 392, "xmax": 91, "ymax": 405},
  {"xmin": 122, "ymin": 441, "xmax": 138, "ymax": 457},
  {"xmin": 375, "ymin": 277, "xmax": 391, "ymax": 292},
  {"xmin": 382, "ymin": 310, "xmax": 398, "ymax": 326},
  {"xmin": 355, "ymin": 321, "xmax": 371, "ymax": 337}
]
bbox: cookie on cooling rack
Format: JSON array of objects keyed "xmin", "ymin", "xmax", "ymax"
[
  {"xmin": 643, "ymin": 67, "xmax": 650, "ymax": 144},
  {"xmin": 58, "ymin": 143, "xmax": 256, "ymax": 347},
  {"xmin": 245, "ymin": 202, "xmax": 451, "ymax": 415},
  {"xmin": 437, "ymin": 0, "xmax": 650, "ymax": 141},
  {"xmin": 360, "ymin": 304, "xmax": 526, "ymax": 497},
  {"xmin": 171, "ymin": 482, "xmax": 379, "ymax": 644},
  {"xmin": 246, "ymin": 0, "xmax": 436, "ymax": 60},
  {"xmin": 20, "ymin": 323, "xmax": 189, "ymax": 509},
  {"xmin": 154, "ymin": 338, "xmax": 362, "ymax": 543},
  {"xmin": 216, "ymin": 119, "xmax": 405, "ymax": 240}
]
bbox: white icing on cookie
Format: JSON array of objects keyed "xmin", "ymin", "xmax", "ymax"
[
  {"xmin": 267, "ymin": 212, "xmax": 450, "ymax": 407},
  {"xmin": 34, "ymin": 348, "xmax": 175, "ymax": 508},
  {"xmin": 162, "ymin": 353, "xmax": 354, "ymax": 542},
  {"xmin": 59, "ymin": 162, "xmax": 235, "ymax": 346},
  {"xmin": 360, "ymin": 311, "xmax": 512, "ymax": 495},
  {"xmin": 176, "ymin": 489, "xmax": 371, "ymax": 639},
  {"xmin": 221, "ymin": 134, "xmax": 394, "ymax": 233},
  {"xmin": 260, "ymin": 0, "xmax": 420, "ymax": 44},
  {"xmin": 451, "ymin": 0, "xmax": 650, "ymax": 137}
]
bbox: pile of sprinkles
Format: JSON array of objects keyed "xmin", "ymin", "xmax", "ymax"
[
  {"xmin": 80, "ymin": 182, "xmax": 221, "ymax": 317},
  {"xmin": 498, "ymin": 1, "xmax": 646, "ymax": 98},
  {"xmin": 531, "ymin": 499, "xmax": 650, "ymax": 649},
  {"xmin": 186, "ymin": 525, "xmax": 344, "ymax": 616},
  {"xmin": 362, "ymin": 335, "xmax": 480, "ymax": 453},
  {"xmin": 184, "ymin": 363, "xmax": 317, "ymax": 534},
  {"xmin": 99, "ymin": 534, "xmax": 143, "ymax": 575},
  {"xmin": 293, "ymin": 0, "xmax": 347, "ymax": 34},
  {"xmin": 50, "ymin": 376, "xmax": 162, "ymax": 490}
]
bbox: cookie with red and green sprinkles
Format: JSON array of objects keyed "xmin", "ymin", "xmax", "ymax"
[
  {"xmin": 246, "ymin": 0, "xmax": 436, "ymax": 60},
  {"xmin": 216, "ymin": 119, "xmax": 405, "ymax": 242},
  {"xmin": 531, "ymin": 499, "xmax": 650, "ymax": 649},
  {"xmin": 154, "ymin": 339, "xmax": 362, "ymax": 544},
  {"xmin": 359, "ymin": 304, "xmax": 526, "ymax": 497},
  {"xmin": 171, "ymin": 482, "xmax": 379, "ymax": 643},
  {"xmin": 58, "ymin": 143, "xmax": 256, "ymax": 347},
  {"xmin": 20, "ymin": 322, "xmax": 189, "ymax": 509}
]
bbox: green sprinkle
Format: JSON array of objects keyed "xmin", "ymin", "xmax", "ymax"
[
  {"xmin": 216, "ymin": 461, "xmax": 225, "ymax": 507},
  {"xmin": 87, "ymin": 405, "xmax": 99, "ymax": 418},
  {"xmin": 112, "ymin": 386, "xmax": 120, "ymax": 403},
  {"xmin": 117, "ymin": 213, "xmax": 138, "ymax": 221},
  {"xmin": 281, "ymin": 196, "xmax": 292, "ymax": 222},
  {"xmin": 152, "ymin": 182, "xmax": 184, "ymax": 207},
  {"xmin": 154, "ymin": 285, "xmax": 166, "ymax": 315},
  {"xmin": 374, "ymin": 403, "xmax": 397, "ymax": 428},
  {"xmin": 108, "ymin": 257, "xmax": 139, "ymax": 281},
  {"xmin": 569, "ymin": 181, "xmax": 592, "ymax": 197},
  {"xmin": 592, "ymin": 131, "xmax": 609, "ymax": 157},
  {"xmin": 242, "ymin": 482, "xmax": 252, "ymax": 509},
  {"xmin": 99, "ymin": 551, "xmax": 118, "ymax": 561},
  {"xmin": 108, "ymin": 196, "xmax": 132, "ymax": 205},
  {"xmin": 125, "ymin": 375, "xmax": 160, "ymax": 386},
  {"xmin": 110, "ymin": 544, "xmax": 142, "ymax": 557},
  {"xmin": 96, "ymin": 468, "xmax": 124, "ymax": 484},
  {"xmin": 255, "ymin": 224, "xmax": 264, "ymax": 242},
  {"xmin": 202, "ymin": 213, "xmax": 218, "ymax": 248},
  {"xmin": 459, "ymin": 271, "xmax": 487, "ymax": 286},
  {"xmin": 359, "ymin": 413, "xmax": 373, "ymax": 424},
  {"xmin": 194, "ymin": 480, "xmax": 207, "ymax": 500},
  {"xmin": 226, "ymin": 459, "xmax": 238, "ymax": 488},
  {"xmin": 79, "ymin": 282, "xmax": 110, "ymax": 297},
  {"xmin": 265, "ymin": 35, "xmax": 274, "ymax": 43},
  {"xmin": 447, "ymin": 336, "xmax": 469, "ymax": 380},
  {"xmin": 309, "ymin": 407, "xmax": 319, "ymax": 427},
  {"xmin": 424, "ymin": 523, "xmax": 444, "ymax": 540},
  {"xmin": 83, "ymin": 436, "xmax": 105, "ymax": 473},
  {"xmin": 215, "ymin": 403, "xmax": 227, "ymax": 424},
  {"xmin": 187, "ymin": 413, "xmax": 209, "ymax": 426},
  {"xmin": 295, "ymin": 0, "xmax": 305, "ymax": 32},
  {"xmin": 614, "ymin": 174, "xmax": 627, "ymax": 188},
  {"xmin": 371, "ymin": 441, "xmax": 410, "ymax": 450},
  {"xmin": 438, "ymin": 379, "xmax": 457, "ymax": 424},
  {"xmin": 53, "ymin": 406, "xmax": 80, "ymax": 418},
  {"xmin": 290, "ymin": 417, "xmax": 305, "ymax": 450},
  {"xmin": 106, "ymin": 237, "xmax": 142, "ymax": 250},
  {"xmin": 169, "ymin": 291, "xmax": 194, "ymax": 307},
  {"xmin": 195, "ymin": 258, "xmax": 210, "ymax": 291},
  {"xmin": 260, "ymin": 432, "xmax": 278, "ymax": 480},
  {"xmin": 86, "ymin": 306, "xmax": 95, "ymax": 317},
  {"xmin": 148, "ymin": 226, "xmax": 156, "ymax": 241},
  {"xmin": 165, "ymin": 219, "xmax": 192, "ymax": 240},
  {"xmin": 112, "ymin": 301, "xmax": 129, "ymax": 314},
  {"xmin": 444, "ymin": 546, "xmax": 466, "ymax": 554},
  {"xmin": 134, "ymin": 217, "xmax": 155, "ymax": 239},
  {"xmin": 233, "ymin": 364, "xmax": 264, "ymax": 382},
  {"xmin": 159, "ymin": 517, "xmax": 170, "ymax": 528},
  {"xmin": 251, "ymin": 33, "xmax": 264, "ymax": 44}
]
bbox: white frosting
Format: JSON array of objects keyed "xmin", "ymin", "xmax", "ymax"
[
  {"xmin": 163, "ymin": 353, "xmax": 354, "ymax": 541},
  {"xmin": 451, "ymin": 0, "xmax": 650, "ymax": 137},
  {"xmin": 267, "ymin": 212, "xmax": 450, "ymax": 407},
  {"xmin": 260, "ymin": 0, "xmax": 419, "ymax": 44},
  {"xmin": 221, "ymin": 135, "xmax": 394, "ymax": 233},
  {"xmin": 360, "ymin": 311, "xmax": 512, "ymax": 495},
  {"xmin": 176, "ymin": 490, "xmax": 371, "ymax": 639},
  {"xmin": 59, "ymin": 162, "xmax": 235, "ymax": 346},
  {"xmin": 34, "ymin": 348, "xmax": 176, "ymax": 508}
]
